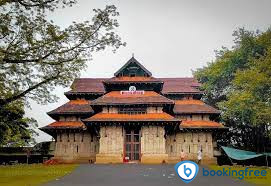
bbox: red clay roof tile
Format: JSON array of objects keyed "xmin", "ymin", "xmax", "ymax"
[
  {"xmin": 181, "ymin": 120, "xmax": 224, "ymax": 128},
  {"xmin": 84, "ymin": 112, "xmax": 178, "ymax": 121},
  {"xmin": 91, "ymin": 91, "xmax": 174, "ymax": 105},
  {"xmin": 158, "ymin": 78, "xmax": 202, "ymax": 94},
  {"xmin": 42, "ymin": 121, "xmax": 85, "ymax": 129},
  {"xmin": 47, "ymin": 100, "xmax": 93, "ymax": 116},
  {"xmin": 65, "ymin": 78, "xmax": 202, "ymax": 94},
  {"xmin": 173, "ymin": 100, "xmax": 220, "ymax": 114},
  {"xmin": 68, "ymin": 78, "xmax": 107, "ymax": 93}
]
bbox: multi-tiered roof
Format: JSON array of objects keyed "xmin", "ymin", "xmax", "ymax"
[{"xmin": 40, "ymin": 57, "xmax": 224, "ymax": 134}]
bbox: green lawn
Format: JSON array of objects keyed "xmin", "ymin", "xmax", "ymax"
[
  {"xmin": 210, "ymin": 165, "xmax": 271, "ymax": 186},
  {"xmin": 0, "ymin": 164, "xmax": 78, "ymax": 186}
]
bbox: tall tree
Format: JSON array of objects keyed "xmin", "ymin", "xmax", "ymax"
[
  {"xmin": 0, "ymin": 1, "xmax": 125, "ymax": 146},
  {"xmin": 0, "ymin": 101, "xmax": 38, "ymax": 146},
  {"xmin": 194, "ymin": 28, "xmax": 271, "ymax": 152},
  {"xmin": 0, "ymin": 1, "xmax": 125, "ymax": 106}
]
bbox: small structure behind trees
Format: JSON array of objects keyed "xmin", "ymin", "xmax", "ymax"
[{"xmin": 0, "ymin": 141, "xmax": 54, "ymax": 165}]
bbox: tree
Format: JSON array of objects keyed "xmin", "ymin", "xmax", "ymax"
[
  {"xmin": 0, "ymin": 1, "xmax": 125, "ymax": 106},
  {"xmin": 0, "ymin": 101, "xmax": 38, "ymax": 147},
  {"xmin": 0, "ymin": 1, "xmax": 125, "ymax": 146},
  {"xmin": 194, "ymin": 28, "xmax": 271, "ymax": 152}
]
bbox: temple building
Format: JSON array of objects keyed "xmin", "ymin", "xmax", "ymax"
[{"xmin": 40, "ymin": 57, "xmax": 226, "ymax": 164}]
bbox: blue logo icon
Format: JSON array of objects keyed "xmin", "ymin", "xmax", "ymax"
[{"xmin": 175, "ymin": 161, "xmax": 199, "ymax": 183}]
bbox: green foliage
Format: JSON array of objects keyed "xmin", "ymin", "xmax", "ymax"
[
  {"xmin": 0, "ymin": 164, "xmax": 78, "ymax": 186},
  {"xmin": 0, "ymin": 1, "xmax": 125, "ymax": 106},
  {"xmin": 0, "ymin": 101, "xmax": 38, "ymax": 146},
  {"xmin": 0, "ymin": 1, "xmax": 125, "ymax": 146},
  {"xmin": 194, "ymin": 28, "xmax": 271, "ymax": 151}
]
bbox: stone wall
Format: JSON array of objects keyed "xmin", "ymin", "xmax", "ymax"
[
  {"xmin": 166, "ymin": 132, "xmax": 216, "ymax": 164},
  {"xmin": 54, "ymin": 131, "xmax": 98, "ymax": 163},
  {"xmin": 96, "ymin": 126, "xmax": 124, "ymax": 163},
  {"xmin": 141, "ymin": 126, "xmax": 168, "ymax": 164}
]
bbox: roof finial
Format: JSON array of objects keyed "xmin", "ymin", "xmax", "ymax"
[{"xmin": 132, "ymin": 53, "xmax": 134, "ymax": 58}]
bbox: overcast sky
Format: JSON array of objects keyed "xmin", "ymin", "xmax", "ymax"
[{"xmin": 25, "ymin": 0, "xmax": 271, "ymax": 142}]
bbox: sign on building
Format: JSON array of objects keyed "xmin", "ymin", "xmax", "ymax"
[{"xmin": 120, "ymin": 86, "xmax": 144, "ymax": 95}]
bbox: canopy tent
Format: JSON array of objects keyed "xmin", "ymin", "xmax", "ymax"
[{"xmin": 221, "ymin": 146, "xmax": 271, "ymax": 161}]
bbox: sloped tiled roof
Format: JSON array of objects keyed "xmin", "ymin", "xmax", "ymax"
[
  {"xmin": 180, "ymin": 120, "xmax": 224, "ymax": 128},
  {"xmin": 65, "ymin": 77, "xmax": 202, "ymax": 94},
  {"xmin": 158, "ymin": 78, "xmax": 202, "ymax": 94},
  {"xmin": 66, "ymin": 78, "xmax": 107, "ymax": 93},
  {"xmin": 41, "ymin": 121, "xmax": 86, "ymax": 129},
  {"xmin": 47, "ymin": 100, "xmax": 93, "ymax": 116},
  {"xmin": 173, "ymin": 100, "xmax": 220, "ymax": 114},
  {"xmin": 84, "ymin": 112, "xmax": 178, "ymax": 122},
  {"xmin": 91, "ymin": 91, "xmax": 174, "ymax": 105}
]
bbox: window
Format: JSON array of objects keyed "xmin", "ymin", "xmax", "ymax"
[
  {"xmin": 118, "ymin": 107, "xmax": 147, "ymax": 115},
  {"xmin": 59, "ymin": 133, "xmax": 62, "ymax": 142},
  {"xmin": 76, "ymin": 145, "xmax": 79, "ymax": 153}
]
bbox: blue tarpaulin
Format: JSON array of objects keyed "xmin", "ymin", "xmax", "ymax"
[{"xmin": 221, "ymin": 146, "xmax": 271, "ymax": 161}]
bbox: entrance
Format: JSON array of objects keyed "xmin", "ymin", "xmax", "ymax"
[{"xmin": 124, "ymin": 127, "xmax": 141, "ymax": 162}]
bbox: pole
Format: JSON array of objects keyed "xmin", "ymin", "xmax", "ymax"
[
  {"xmin": 222, "ymin": 146, "xmax": 234, "ymax": 165},
  {"xmin": 266, "ymin": 154, "xmax": 268, "ymax": 168},
  {"xmin": 264, "ymin": 146, "xmax": 268, "ymax": 168},
  {"xmin": 26, "ymin": 149, "xmax": 30, "ymax": 164}
]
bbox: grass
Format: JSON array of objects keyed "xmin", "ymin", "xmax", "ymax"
[
  {"xmin": 210, "ymin": 165, "xmax": 271, "ymax": 186},
  {"xmin": 0, "ymin": 164, "xmax": 78, "ymax": 186}
]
